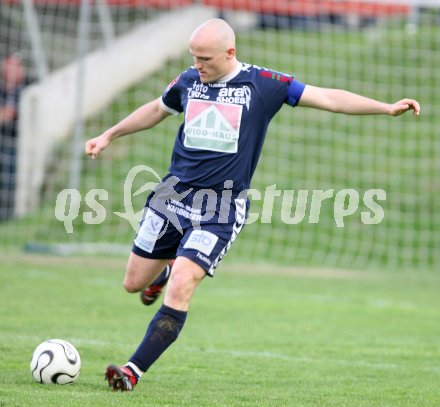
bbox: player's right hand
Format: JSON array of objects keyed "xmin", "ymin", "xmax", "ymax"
[{"xmin": 85, "ymin": 134, "xmax": 110, "ymax": 159}]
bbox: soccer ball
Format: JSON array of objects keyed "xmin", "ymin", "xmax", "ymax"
[{"xmin": 30, "ymin": 339, "xmax": 81, "ymax": 384}]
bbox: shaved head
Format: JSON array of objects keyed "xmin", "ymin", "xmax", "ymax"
[
  {"xmin": 190, "ymin": 18, "xmax": 235, "ymax": 52},
  {"xmin": 189, "ymin": 19, "xmax": 238, "ymax": 83}
]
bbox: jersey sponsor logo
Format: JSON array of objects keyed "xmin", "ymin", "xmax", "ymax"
[
  {"xmin": 216, "ymin": 86, "xmax": 252, "ymax": 110},
  {"xmin": 184, "ymin": 99, "xmax": 242, "ymax": 153},
  {"xmin": 183, "ymin": 230, "xmax": 218, "ymax": 256},
  {"xmin": 167, "ymin": 199, "xmax": 202, "ymax": 222},
  {"xmin": 187, "ymin": 82, "xmax": 210, "ymax": 100}
]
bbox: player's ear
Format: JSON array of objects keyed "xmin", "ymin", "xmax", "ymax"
[{"xmin": 226, "ymin": 47, "xmax": 236, "ymax": 59}]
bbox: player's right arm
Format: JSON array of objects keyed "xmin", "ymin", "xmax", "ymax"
[{"xmin": 85, "ymin": 97, "xmax": 170, "ymax": 159}]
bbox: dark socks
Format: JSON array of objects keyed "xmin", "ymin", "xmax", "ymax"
[{"xmin": 129, "ymin": 304, "xmax": 187, "ymax": 373}]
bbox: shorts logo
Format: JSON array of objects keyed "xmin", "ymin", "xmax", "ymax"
[
  {"xmin": 134, "ymin": 209, "xmax": 165, "ymax": 253},
  {"xmin": 183, "ymin": 230, "xmax": 218, "ymax": 256},
  {"xmin": 184, "ymin": 100, "xmax": 242, "ymax": 153}
]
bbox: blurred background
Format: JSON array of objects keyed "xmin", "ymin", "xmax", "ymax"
[{"xmin": 0, "ymin": 0, "xmax": 438, "ymax": 270}]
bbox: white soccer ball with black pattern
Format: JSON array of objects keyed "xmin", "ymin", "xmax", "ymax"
[{"xmin": 30, "ymin": 339, "xmax": 81, "ymax": 384}]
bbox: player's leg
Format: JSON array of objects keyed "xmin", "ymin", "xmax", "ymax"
[
  {"xmin": 126, "ymin": 257, "xmax": 204, "ymax": 370},
  {"xmin": 123, "ymin": 202, "xmax": 181, "ymax": 294},
  {"xmin": 105, "ymin": 256, "xmax": 205, "ymax": 391},
  {"xmin": 122, "ymin": 252, "xmax": 170, "ymax": 293},
  {"xmin": 163, "ymin": 256, "xmax": 205, "ymax": 311},
  {"xmin": 105, "ymin": 196, "xmax": 248, "ymax": 391},
  {"xmin": 114, "ymin": 217, "xmax": 247, "ymax": 390},
  {"xmin": 106, "ymin": 202, "xmax": 184, "ymax": 391}
]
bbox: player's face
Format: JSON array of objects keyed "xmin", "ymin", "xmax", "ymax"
[{"xmin": 190, "ymin": 47, "xmax": 231, "ymax": 83}]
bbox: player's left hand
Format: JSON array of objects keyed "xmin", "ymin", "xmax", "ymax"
[{"xmin": 389, "ymin": 99, "xmax": 420, "ymax": 117}]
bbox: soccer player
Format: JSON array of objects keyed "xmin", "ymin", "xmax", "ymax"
[{"xmin": 85, "ymin": 18, "xmax": 420, "ymax": 391}]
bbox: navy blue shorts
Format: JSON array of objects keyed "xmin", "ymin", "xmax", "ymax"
[{"xmin": 132, "ymin": 176, "xmax": 248, "ymax": 276}]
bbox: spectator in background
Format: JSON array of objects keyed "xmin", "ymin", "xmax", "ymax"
[{"xmin": 0, "ymin": 52, "xmax": 27, "ymax": 220}]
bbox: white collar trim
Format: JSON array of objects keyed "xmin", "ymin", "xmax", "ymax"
[{"xmin": 212, "ymin": 62, "xmax": 242, "ymax": 84}]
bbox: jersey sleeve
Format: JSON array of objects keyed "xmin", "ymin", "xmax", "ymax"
[
  {"xmin": 161, "ymin": 74, "xmax": 184, "ymax": 115},
  {"xmin": 285, "ymin": 79, "xmax": 305, "ymax": 107},
  {"xmin": 257, "ymin": 68, "xmax": 304, "ymax": 116}
]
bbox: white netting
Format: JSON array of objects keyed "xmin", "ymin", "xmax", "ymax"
[{"xmin": 0, "ymin": 1, "xmax": 438, "ymax": 270}]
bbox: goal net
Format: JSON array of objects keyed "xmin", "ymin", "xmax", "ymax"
[{"xmin": 0, "ymin": 0, "xmax": 438, "ymax": 271}]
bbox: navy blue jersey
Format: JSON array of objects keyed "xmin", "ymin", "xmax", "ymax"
[{"xmin": 161, "ymin": 63, "xmax": 305, "ymax": 192}]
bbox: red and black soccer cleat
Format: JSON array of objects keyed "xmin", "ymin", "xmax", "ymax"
[
  {"xmin": 105, "ymin": 365, "xmax": 137, "ymax": 392},
  {"xmin": 140, "ymin": 260, "xmax": 174, "ymax": 306}
]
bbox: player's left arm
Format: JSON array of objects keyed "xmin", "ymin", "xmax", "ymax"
[{"xmin": 298, "ymin": 85, "xmax": 420, "ymax": 117}]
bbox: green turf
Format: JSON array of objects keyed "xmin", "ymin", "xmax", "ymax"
[{"xmin": 1, "ymin": 255, "xmax": 439, "ymax": 406}]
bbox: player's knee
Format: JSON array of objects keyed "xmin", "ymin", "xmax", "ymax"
[
  {"xmin": 171, "ymin": 264, "xmax": 204, "ymax": 287},
  {"xmin": 123, "ymin": 260, "xmax": 148, "ymax": 293},
  {"xmin": 164, "ymin": 263, "xmax": 205, "ymax": 308},
  {"xmin": 122, "ymin": 271, "xmax": 144, "ymax": 293},
  {"xmin": 165, "ymin": 277, "xmax": 190, "ymax": 308},
  {"xmin": 123, "ymin": 278, "xmax": 140, "ymax": 293}
]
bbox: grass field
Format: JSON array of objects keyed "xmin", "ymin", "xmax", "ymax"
[{"xmin": 1, "ymin": 254, "xmax": 439, "ymax": 406}]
